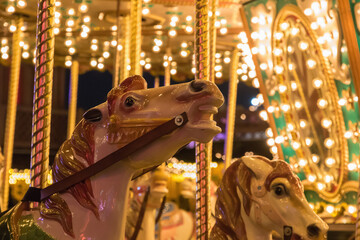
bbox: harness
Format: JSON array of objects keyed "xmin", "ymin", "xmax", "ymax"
[{"xmin": 22, "ymin": 112, "xmax": 188, "ymax": 202}]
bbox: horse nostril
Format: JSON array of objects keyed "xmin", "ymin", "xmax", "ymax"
[
  {"xmin": 190, "ymin": 80, "xmax": 206, "ymax": 92},
  {"xmin": 307, "ymin": 224, "xmax": 321, "ymax": 237}
]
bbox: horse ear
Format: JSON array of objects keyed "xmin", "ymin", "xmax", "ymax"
[
  {"xmin": 83, "ymin": 108, "xmax": 102, "ymax": 122},
  {"xmin": 120, "ymin": 75, "xmax": 147, "ymax": 92},
  {"xmin": 241, "ymin": 156, "xmax": 273, "ymax": 180}
]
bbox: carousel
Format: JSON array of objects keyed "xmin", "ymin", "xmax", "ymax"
[{"xmin": 0, "ymin": 0, "xmax": 359, "ymax": 239}]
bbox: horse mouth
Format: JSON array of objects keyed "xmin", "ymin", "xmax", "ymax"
[
  {"xmin": 187, "ymin": 100, "xmax": 222, "ymax": 133},
  {"xmin": 291, "ymin": 233, "xmax": 306, "ymax": 240}
]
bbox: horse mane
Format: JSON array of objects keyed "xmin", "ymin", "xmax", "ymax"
[
  {"xmin": 40, "ymin": 119, "xmax": 96, "ymax": 237},
  {"xmin": 210, "ymin": 159, "xmax": 253, "ymax": 240}
]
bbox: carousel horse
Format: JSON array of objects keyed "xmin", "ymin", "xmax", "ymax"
[
  {"xmin": 0, "ymin": 75, "xmax": 224, "ymax": 240},
  {"xmin": 210, "ymin": 155, "xmax": 328, "ymax": 240},
  {"xmin": 126, "ymin": 166, "xmax": 195, "ymax": 240}
]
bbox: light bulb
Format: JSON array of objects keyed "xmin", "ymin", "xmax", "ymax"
[
  {"xmin": 267, "ymin": 138, "xmax": 275, "ymax": 146},
  {"xmin": 313, "ymin": 78, "xmax": 323, "ymax": 88},
  {"xmin": 321, "ymin": 118, "xmax": 332, "ymax": 128},
  {"xmin": 317, "ymin": 183, "xmax": 325, "ymax": 191},
  {"xmin": 103, "ymin": 51, "xmax": 110, "ymax": 58},
  {"xmin": 348, "ymin": 162, "xmax": 357, "ymax": 171},
  {"xmin": 324, "ymin": 175, "xmax": 332, "ymax": 183},
  {"xmin": 65, "ymin": 39, "xmax": 72, "ymax": 46},
  {"xmin": 22, "ymin": 52, "xmax": 29, "ymax": 59},
  {"xmin": 300, "ymin": 120, "xmax": 307, "ymax": 128},
  {"xmin": 308, "ymin": 174, "xmax": 316, "ymax": 182},
  {"xmin": 90, "ymin": 59, "xmax": 97, "ymax": 67},
  {"xmin": 312, "ymin": 154, "xmax": 320, "ymax": 163},
  {"xmin": 6, "ymin": 5, "xmax": 15, "ymax": 13},
  {"xmin": 292, "ymin": 141, "xmax": 301, "ymax": 150},
  {"xmin": 317, "ymin": 98, "xmax": 328, "ymax": 109},
  {"xmin": 145, "ymin": 63, "xmax": 151, "ymax": 70},
  {"xmin": 299, "ymin": 158, "xmax": 307, "ymax": 167},
  {"xmin": 325, "ymin": 157, "xmax": 335, "ymax": 167},
  {"xmin": 307, "ymin": 59, "xmax": 316, "ymax": 69},
  {"xmin": 305, "ymin": 138, "xmax": 313, "ymax": 146},
  {"xmin": 80, "ymin": 31, "xmax": 88, "ymax": 38},
  {"xmin": 299, "ymin": 41, "xmax": 309, "ymax": 50},
  {"xmin": 324, "ymin": 138, "xmax": 335, "ymax": 148},
  {"xmin": 79, "ymin": 3, "xmax": 88, "ymax": 13}
]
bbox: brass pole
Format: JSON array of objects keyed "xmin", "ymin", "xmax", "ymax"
[
  {"xmin": 30, "ymin": 0, "xmax": 55, "ymax": 208},
  {"xmin": 194, "ymin": 0, "xmax": 210, "ymax": 237},
  {"xmin": 67, "ymin": 60, "xmax": 79, "ymax": 139},
  {"xmin": 120, "ymin": 15, "xmax": 130, "ymax": 82},
  {"xmin": 129, "ymin": 0, "xmax": 142, "ymax": 75},
  {"xmin": 224, "ymin": 49, "xmax": 239, "ymax": 169},
  {"xmin": 113, "ymin": 0, "xmax": 121, "ymax": 87},
  {"xmin": 154, "ymin": 76, "xmax": 159, "ymax": 88},
  {"xmin": 164, "ymin": 48, "xmax": 171, "ymax": 86},
  {"xmin": 2, "ymin": 17, "xmax": 23, "ymax": 211}
]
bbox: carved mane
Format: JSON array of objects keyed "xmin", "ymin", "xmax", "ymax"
[
  {"xmin": 210, "ymin": 156, "xmax": 302, "ymax": 240},
  {"xmin": 40, "ymin": 76, "xmax": 155, "ymax": 237}
]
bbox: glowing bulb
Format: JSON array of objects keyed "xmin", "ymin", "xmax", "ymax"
[
  {"xmin": 304, "ymin": 8, "xmax": 313, "ymax": 16},
  {"xmin": 308, "ymin": 175, "xmax": 316, "ymax": 182},
  {"xmin": 267, "ymin": 138, "xmax": 275, "ymax": 146},
  {"xmin": 185, "ymin": 26, "xmax": 193, "ymax": 33},
  {"xmin": 259, "ymin": 110, "xmax": 268, "ymax": 121},
  {"xmin": 325, "ymin": 157, "xmax": 335, "ymax": 167},
  {"xmin": 291, "ymin": 27, "xmax": 299, "ymax": 35},
  {"xmin": 260, "ymin": 63, "xmax": 267, "ymax": 70},
  {"xmin": 287, "ymin": 123, "xmax": 294, "ymax": 131},
  {"xmin": 292, "ymin": 141, "xmax": 301, "ymax": 150},
  {"xmin": 90, "ymin": 59, "xmax": 97, "ymax": 67},
  {"xmin": 265, "ymin": 128, "xmax": 273, "ymax": 138},
  {"xmin": 281, "ymin": 104, "xmax": 290, "ymax": 112},
  {"xmin": 324, "ymin": 138, "xmax": 335, "ymax": 148},
  {"xmin": 68, "ymin": 8, "xmax": 75, "ymax": 16},
  {"xmin": 274, "ymin": 32, "xmax": 284, "ymax": 40},
  {"xmin": 97, "ymin": 63, "xmax": 104, "ymax": 70},
  {"xmin": 312, "ymin": 154, "xmax": 320, "ymax": 163},
  {"xmin": 68, "ymin": 47, "xmax": 76, "ymax": 55},
  {"xmin": 9, "ymin": 25, "xmax": 17, "ymax": 32},
  {"xmin": 17, "ymin": 0, "xmax": 26, "ymax": 7},
  {"xmin": 299, "ymin": 158, "xmax": 307, "ymax": 167},
  {"xmin": 273, "ymin": 48, "xmax": 282, "ymax": 56},
  {"xmin": 287, "ymin": 46, "xmax": 294, "ymax": 53},
  {"xmin": 305, "ymin": 138, "xmax": 313, "ymax": 146},
  {"xmin": 170, "ymin": 68, "xmax": 177, "ymax": 75},
  {"xmin": 220, "ymin": 27, "xmax": 227, "ymax": 35},
  {"xmin": 103, "ymin": 51, "xmax": 110, "ymax": 58},
  {"xmin": 313, "ymin": 78, "xmax": 323, "ymax": 89},
  {"xmin": 224, "ymin": 57, "xmax": 231, "ymax": 64},
  {"xmin": 348, "ymin": 205, "xmax": 356, "ymax": 214},
  {"xmin": 169, "ymin": 29, "xmax": 177, "ymax": 37},
  {"xmin": 317, "ymin": 98, "xmax": 328, "ymax": 109},
  {"xmin": 54, "ymin": 27, "xmax": 60, "ymax": 35},
  {"xmin": 344, "ymin": 131, "xmax": 353, "ymax": 139},
  {"xmin": 325, "ymin": 175, "xmax": 332, "ymax": 183},
  {"xmin": 278, "ymin": 84, "xmax": 287, "ymax": 93},
  {"xmin": 171, "ymin": 16, "xmax": 179, "ymax": 23},
  {"xmin": 215, "ymin": 72, "xmax": 222, "ymax": 78},
  {"xmin": 274, "ymin": 65, "xmax": 284, "ymax": 74},
  {"xmin": 321, "ymin": 118, "xmax": 332, "ymax": 128},
  {"xmin": 326, "ymin": 205, "xmax": 334, "ymax": 213},
  {"xmin": 145, "ymin": 63, "xmax": 151, "ymax": 70},
  {"xmin": 6, "ymin": 5, "xmax": 15, "ymax": 13},
  {"xmin": 317, "ymin": 183, "xmax": 325, "ymax": 191},
  {"xmin": 80, "ymin": 31, "xmax": 88, "ymax": 38},
  {"xmin": 180, "ymin": 50, "xmax": 188, "ymax": 57},
  {"xmin": 153, "ymin": 45, "xmax": 160, "ymax": 52},
  {"xmin": 22, "ymin": 52, "xmax": 29, "ymax": 59},
  {"xmin": 300, "ymin": 120, "xmax": 307, "ymax": 128},
  {"xmin": 65, "ymin": 39, "xmax": 72, "ymax": 46},
  {"xmin": 291, "ymin": 82, "xmax": 297, "ymax": 91},
  {"xmin": 348, "ymin": 162, "xmax": 357, "ymax": 171},
  {"xmin": 65, "ymin": 60, "xmax": 72, "ymax": 67},
  {"xmin": 79, "ymin": 3, "xmax": 88, "ymax": 13},
  {"xmin": 271, "ymin": 146, "xmax": 278, "ymax": 154},
  {"xmin": 307, "ymin": 59, "xmax": 316, "ymax": 69},
  {"xmin": 299, "ymin": 41, "xmax": 309, "ymax": 50},
  {"xmin": 338, "ymin": 98, "xmax": 346, "ymax": 106},
  {"xmin": 142, "ymin": 8, "xmax": 150, "ymax": 15},
  {"xmin": 186, "ymin": 15, "xmax": 192, "ymax": 21},
  {"xmin": 280, "ymin": 22, "xmax": 289, "ymax": 30},
  {"xmin": 91, "ymin": 45, "xmax": 98, "ymax": 51}
]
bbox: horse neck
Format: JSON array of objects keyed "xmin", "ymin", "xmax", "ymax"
[{"xmin": 88, "ymin": 140, "xmax": 136, "ymax": 240}]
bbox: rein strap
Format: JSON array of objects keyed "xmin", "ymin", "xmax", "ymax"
[{"xmin": 22, "ymin": 112, "xmax": 188, "ymax": 202}]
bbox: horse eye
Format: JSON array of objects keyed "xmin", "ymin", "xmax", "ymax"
[
  {"xmin": 125, "ymin": 97, "xmax": 135, "ymax": 107},
  {"xmin": 274, "ymin": 185, "xmax": 286, "ymax": 197}
]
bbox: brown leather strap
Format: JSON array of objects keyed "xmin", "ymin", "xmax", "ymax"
[
  {"xmin": 155, "ymin": 196, "xmax": 166, "ymax": 224},
  {"xmin": 22, "ymin": 112, "xmax": 188, "ymax": 202},
  {"xmin": 130, "ymin": 186, "xmax": 151, "ymax": 240}
]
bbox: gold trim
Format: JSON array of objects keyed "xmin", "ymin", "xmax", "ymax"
[{"xmin": 272, "ymin": 5, "xmax": 348, "ymax": 203}]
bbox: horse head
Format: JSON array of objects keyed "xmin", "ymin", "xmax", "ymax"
[
  {"xmin": 211, "ymin": 155, "xmax": 328, "ymax": 240},
  {"xmin": 83, "ymin": 75, "xmax": 224, "ymax": 169}
]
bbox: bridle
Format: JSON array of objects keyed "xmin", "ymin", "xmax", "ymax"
[{"xmin": 22, "ymin": 112, "xmax": 188, "ymax": 202}]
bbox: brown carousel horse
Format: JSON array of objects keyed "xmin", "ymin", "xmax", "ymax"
[
  {"xmin": 210, "ymin": 155, "xmax": 328, "ymax": 240},
  {"xmin": 0, "ymin": 75, "xmax": 224, "ymax": 240}
]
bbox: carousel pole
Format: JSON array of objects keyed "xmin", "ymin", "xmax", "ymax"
[
  {"xmin": 1, "ymin": 17, "xmax": 23, "ymax": 211},
  {"xmin": 119, "ymin": 15, "xmax": 130, "ymax": 82},
  {"xmin": 223, "ymin": 49, "xmax": 239, "ymax": 169},
  {"xmin": 154, "ymin": 76, "xmax": 160, "ymax": 88},
  {"xmin": 194, "ymin": 0, "xmax": 211, "ymax": 237},
  {"xmin": 113, "ymin": 0, "xmax": 121, "ymax": 87},
  {"xmin": 67, "ymin": 59, "xmax": 79, "ymax": 139},
  {"xmin": 129, "ymin": 0, "xmax": 142, "ymax": 76},
  {"xmin": 164, "ymin": 47, "xmax": 171, "ymax": 86},
  {"xmin": 30, "ymin": 0, "xmax": 55, "ymax": 208}
]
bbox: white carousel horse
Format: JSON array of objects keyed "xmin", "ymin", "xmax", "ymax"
[
  {"xmin": 0, "ymin": 75, "xmax": 224, "ymax": 240},
  {"xmin": 126, "ymin": 167, "xmax": 195, "ymax": 240},
  {"xmin": 210, "ymin": 155, "xmax": 328, "ymax": 240}
]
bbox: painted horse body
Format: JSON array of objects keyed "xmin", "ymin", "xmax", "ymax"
[
  {"xmin": 210, "ymin": 155, "xmax": 328, "ymax": 240},
  {"xmin": 1, "ymin": 75, "xmax": 224, "ymax": 240}
]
